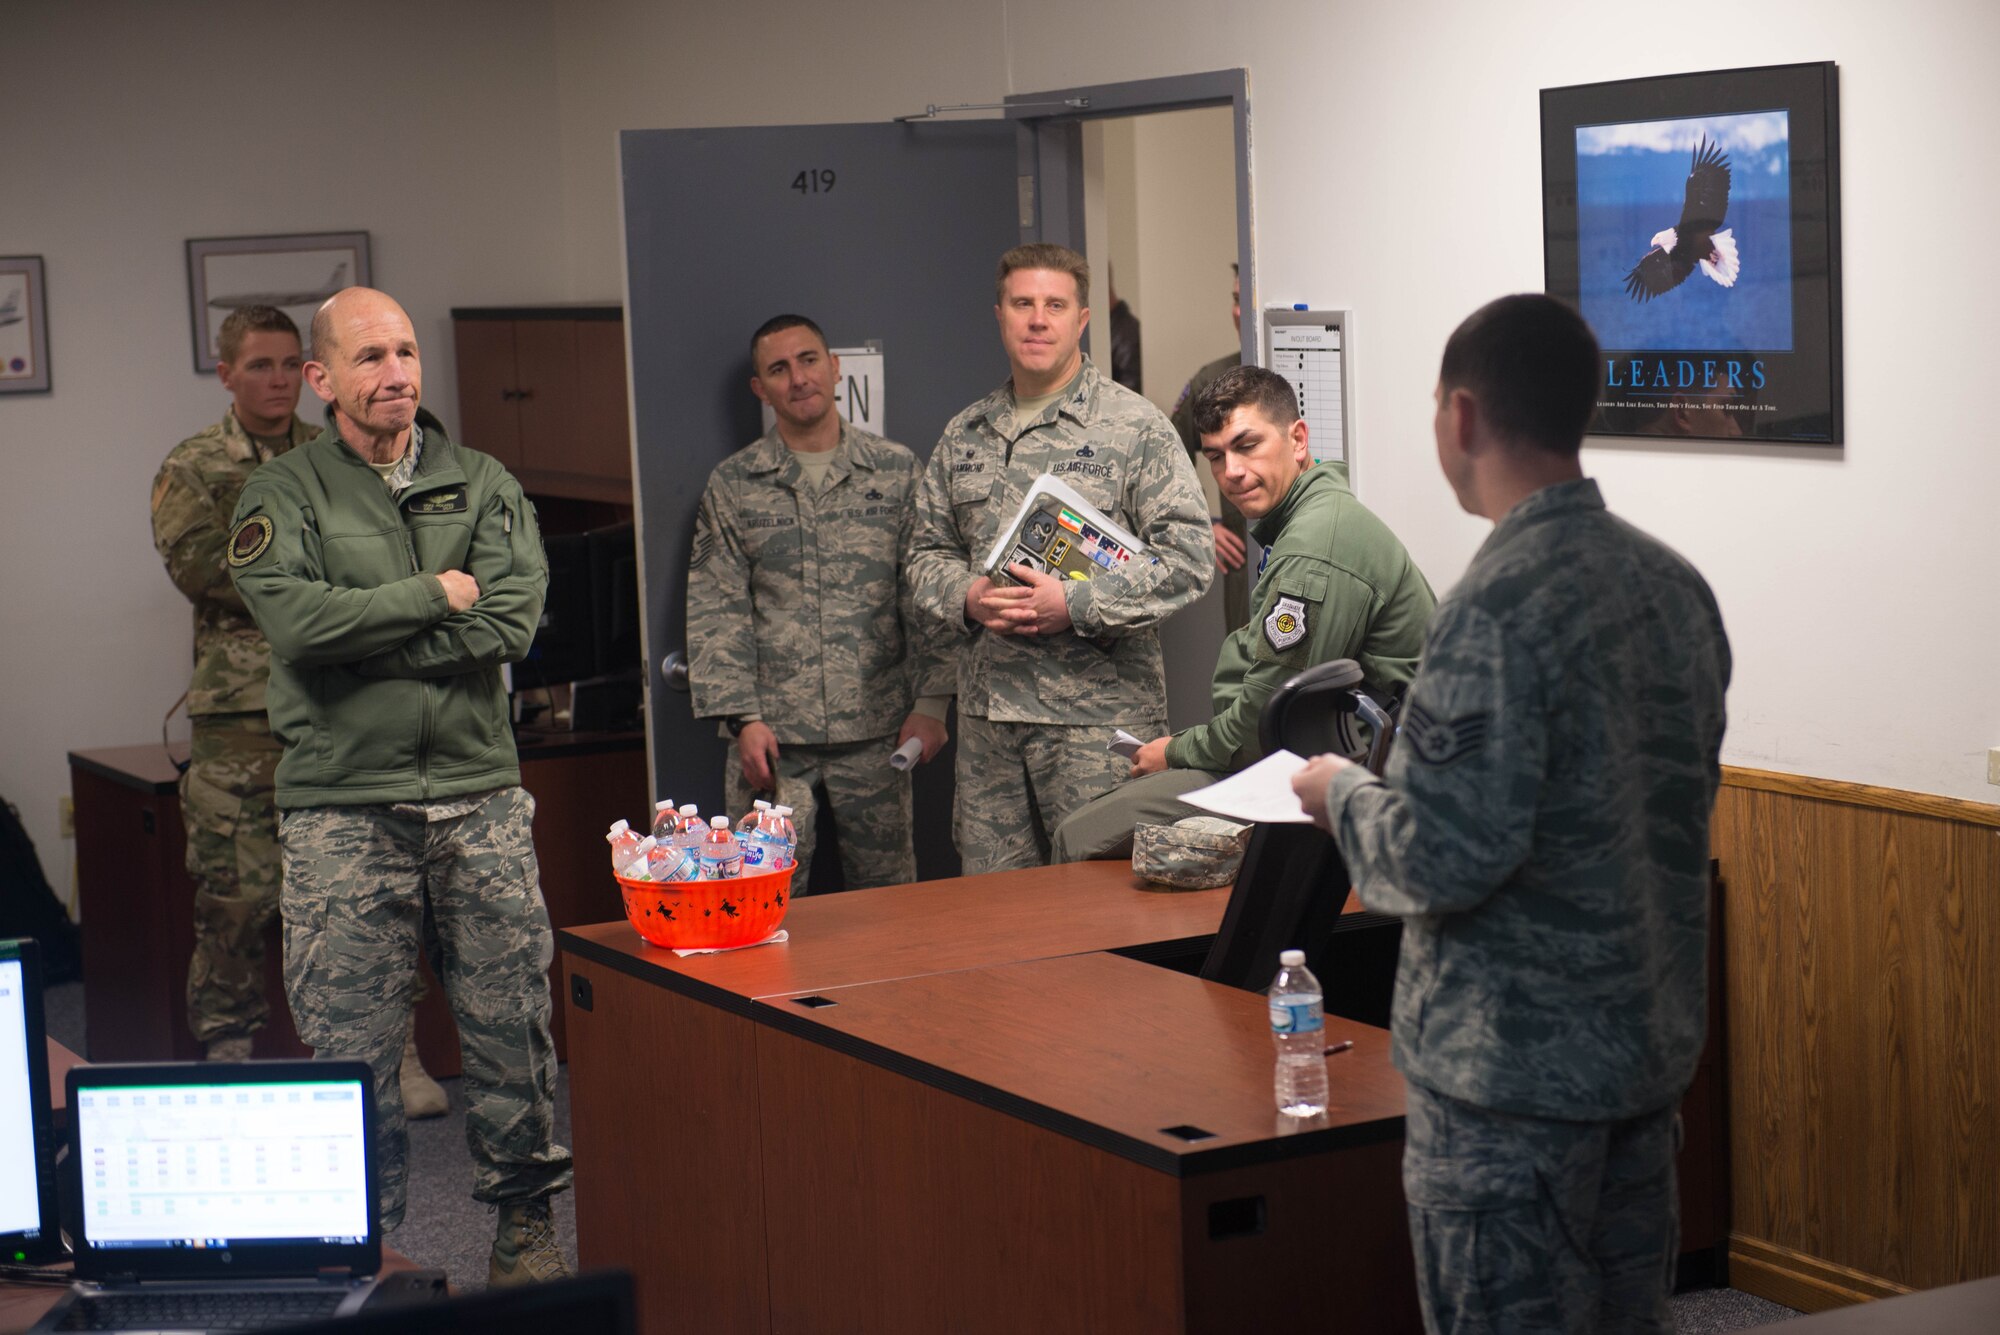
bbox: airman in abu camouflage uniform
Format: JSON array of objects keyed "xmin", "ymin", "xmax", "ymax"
[
  {"xmin": 151, "ymin": 307, "xmax": 314, "ymax": 1058},
  {"xmin": 687, "ymin": 315, "xmax": 951, "ymax": 893},
  {"xmin": 1295, "ymin": 296, "xmax": 1731, "ymax": 1334},
  {"xmin": 907, "ymin": 245, "xmax": 1213, "ymax": 873}
]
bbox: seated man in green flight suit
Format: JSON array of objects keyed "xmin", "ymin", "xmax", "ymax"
[{"xmin": 1051, "ymin": 364, "xmax": 1436, "ymax": 863}]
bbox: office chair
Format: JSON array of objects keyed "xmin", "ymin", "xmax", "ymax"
[{"xmin": 1198, "ymin": 660, "xmax": 1404, "ymax": 1024}]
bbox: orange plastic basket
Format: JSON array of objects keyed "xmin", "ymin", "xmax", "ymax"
[{"xmin": 615, "ymin": 865, "xmax": 792, "ymax": 951}]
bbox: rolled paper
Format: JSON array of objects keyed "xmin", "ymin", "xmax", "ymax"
[{"xmin": 889, "ymin": 737, "xmax": 924, "ymax": 771}]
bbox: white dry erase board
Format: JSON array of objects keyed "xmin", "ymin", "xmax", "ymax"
[{"xmin": 1261, "ymin": 310, "xmax": 1353, "ymax": 478}]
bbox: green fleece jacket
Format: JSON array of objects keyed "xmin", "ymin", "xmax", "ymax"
[{"xmin": 226, "ymin": 409, "xmax": 547, "ymax": 808}]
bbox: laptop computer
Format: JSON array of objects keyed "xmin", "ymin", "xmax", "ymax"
[
  {"xmin": 1, "ymin": 937, "xmax": 64, "ymax": 1266},
  {"xmin": 32, "ymin": 1058, "xmax": 386, "ymax": 1333}
]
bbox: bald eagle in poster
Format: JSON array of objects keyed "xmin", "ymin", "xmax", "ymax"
[{"xmin": 1622, "ymin": 137, "xmax": 1738, "ymax": 302}]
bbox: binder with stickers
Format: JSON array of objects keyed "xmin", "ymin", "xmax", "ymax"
[{"xmin": 981, "ymin": 473, "xmax": 1148, "ymax": 586}]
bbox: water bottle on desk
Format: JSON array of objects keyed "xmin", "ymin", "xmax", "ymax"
[
  {"xmin": 620, "ymin": 835, "xmax": 659, "ymax": 881},
  {"xmin": 736, "ymin": 799, "xmax": 772, "ymax": 838},
  {"xmin": 699, "ymin": 816, "xmax": 743, "ymax": 879},
  {"xmin": 1269, "ymin": 949, "xmax": 1329, "ymax": 1117},
  {"xmin": 650, "ymin": 799, "xmax": 679, "ymax": 842},
  {"xmin": 672, "ymin": 805, "xmax": 705, "ymax": 852},
  {"xmin": 768, "ymin": 805, "xmax": 798, "ymax": 869},
  {"xmin": 647, "ymin": 835, "xmax": 701, "ymax": 883}
]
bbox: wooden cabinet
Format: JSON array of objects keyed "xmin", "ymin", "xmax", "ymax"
[
  {"xmin": 451, "ymin": 307, "xmax": 632, "ymax": 503},
  {"xmin": 67, "ymin": 734, "xmax": 646, "ymax": 1069}
]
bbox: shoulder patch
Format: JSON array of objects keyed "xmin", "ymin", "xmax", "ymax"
[
  {"xmin": 1263, "ymin": 595, "xmax": 1308, "ymax": 652},
  {"xmin": 689, "ymin": 506, "xmax": 715, "ymax": 572},
  {"xmin": 1401, "ymin": 701, "xmax": 1490, "ymax": 766},
  {"xmin": 226, "ymin": 514, "xmax": 273, "ymax": 568}
]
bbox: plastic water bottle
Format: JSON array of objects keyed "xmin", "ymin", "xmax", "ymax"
[
  {"xmin": 672, "ymin": 805, "xmax": 705, "ymax": 853},
  {"xmin": 649, "ymin": 799, "xmax": 679, "ymax": 841},
  {"xmin": 699, "ymin": 815, "xmax": 744, "ymax": 879},
  {"xmin": 647, "ymin": 835, "xmax": 700, "ymax": 883},
  {"xmin": 736, "ymin": 799, "xmax": 772, "ymax": 838},
  {"xmin": 620, "ymin": 835, "xmax": 659, "ymax": 881},
  {"xmin": 606, "ymin": 820, "xmax": 642, "ymax": 873},
  {"xmin": 1269, "ymin": 949, "xmax": 1329, "ymax": 1117},
  {"xmin": 767, "ymin": 805, "xmax": 799, "ymax": 870}
]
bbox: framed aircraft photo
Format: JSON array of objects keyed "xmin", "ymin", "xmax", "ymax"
[
  {"xmin": 1542, "ymin": 62, "xmax": 1841, "ymax": 443},
  {"xmin": 186, "ymin": 231, "xmax": 372, "ymax": 373},
  {"xmin": 0, "ymin": 255, "xmax": 51, "ymax": 395}
]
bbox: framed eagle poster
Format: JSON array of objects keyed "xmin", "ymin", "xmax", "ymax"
[{"xmin": 1541, "ymin": 62, "xmax": 1842, "ymax": 443}]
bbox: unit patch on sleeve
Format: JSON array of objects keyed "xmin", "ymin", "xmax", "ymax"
[
  {"xmin": 226, "ymin": 514, "xmax": 274, "ymax": 567},
  {"xmin": 1401, "ymin": 701, "xmax": 1490, "ymax": 767},
  {"xmin": 1263, "ymin": 595, "xmax": 1309, "ymax": 652}
]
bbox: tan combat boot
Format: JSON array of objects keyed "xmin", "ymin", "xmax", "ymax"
[
  {"xmin": 488, "ymin": 1198, "xmax": 571, "ymax": 1287},
  {"xmin": 399, "ymin": 1018, "xmax": 448, "ymax": 1120}
]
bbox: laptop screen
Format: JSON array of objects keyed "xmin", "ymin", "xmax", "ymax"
[
  {"xmin": 0, "ymin": 941, "xmax": 62, "ymax": 1262},
  {"xmin": 73, "ymin": 1074, "xmax": 372, "ymax": 1250},
  {"xmin": 64, "ymin": 1059, "xmax": 381, "ymax": 1283}
]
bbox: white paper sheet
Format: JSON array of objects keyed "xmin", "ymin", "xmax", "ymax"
[
  {"xmin": 1180, "ymin": 749, "xmax": 1315, "ymax": 824},
  {"xmin": 1107, "ymin": 729, "xmax": 1145, "ymax": 759}
]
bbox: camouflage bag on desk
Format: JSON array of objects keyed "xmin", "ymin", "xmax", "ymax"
[{"xmin": 1131, "ymin": 816, "xmax": 1251, "ymax": 891}]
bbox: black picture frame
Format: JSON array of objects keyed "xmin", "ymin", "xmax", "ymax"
[
  {"xmin": 0, "ymin": 255, "xmax": 52, "ymax": 395},
  {"xmin": 185, "ymin": 231, "xmax": 371, "ymax": 373},
  {"xmin": 1542, "ymin": 62, "xmax": 1841, "ymax": 443}
]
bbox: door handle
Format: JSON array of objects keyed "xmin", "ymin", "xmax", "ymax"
[{"xmin": 660, "ymin": 649, "xmax": 690, "ymax": 692}]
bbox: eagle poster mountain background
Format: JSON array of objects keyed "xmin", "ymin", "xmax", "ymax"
[{"xmin": 1542, "ymin": 63, "xmax": 1842, "ymax": 444}]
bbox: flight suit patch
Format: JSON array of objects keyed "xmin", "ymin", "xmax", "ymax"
[
  {"xmin": 226, "ymin": 514, "xmax": 273, "ymax": 567},
  {"xmin": 1402, "ymin": 701, "xmax": 1490, "ymax": 766},
  {"xmin": 1264, "ymin": 596, "xmax": 1308, "ymax": 652},
  {"xmin": 406, "ymin": 489, "xmax": 467, "ymax": 514}
]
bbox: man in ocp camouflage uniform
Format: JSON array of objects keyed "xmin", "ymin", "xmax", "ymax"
[
  {"xmin": 908, "ymin": 244, "xmax": 1213, "ymax": 873},
  {"xmin": 1051, "ymin": 364, "xmax": 1433, "ymax": 862},
  {"xmin": 228, "ymin": 288, "xmax": 571, "ymax": 1287},
  {"xmin": 149, "ymin": 305, "xmax": 446, "ymax": 1120},
  {"xmin": 687, "ymin": 314, "xmax": 950, "ymax": 894},
  {"xmin": 1294, "ymin": 295, "xmax": 1731, "ymax": 1333}
]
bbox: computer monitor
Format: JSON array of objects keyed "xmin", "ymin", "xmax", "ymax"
[
  {"xmin": 588, "ymin": 522, "xmax": 640, "ymax": 676},
  {"xmin": 523, "ymin": 531, "xmax": 599, "ymax": 689},
  {"xmin": 0, "ymin": 937, "xmax": 64, "ymax": 1263}
]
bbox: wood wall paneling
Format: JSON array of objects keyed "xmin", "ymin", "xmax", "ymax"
[{"xmin": 1715, "ymin": 770, "xmax": 2000, "ymax": 1311}]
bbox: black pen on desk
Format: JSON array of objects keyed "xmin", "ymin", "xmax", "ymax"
[{"xmin": 1323, "ymin": 1039, "xmax": 1354, "ymax": 1056}]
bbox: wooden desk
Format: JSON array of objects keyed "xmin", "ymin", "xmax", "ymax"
[
  {"xmin": 65, "ymin": 733, "xmax": 644, "ymax": 1070},
  {"xmin": 558, "ymin": 862, "xmax": 1419, "ymax": 1334}
]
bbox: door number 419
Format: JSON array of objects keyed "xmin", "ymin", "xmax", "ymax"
[{"xmin": 791, "ymin": 169, "xmax": 836, "ymax": 194}]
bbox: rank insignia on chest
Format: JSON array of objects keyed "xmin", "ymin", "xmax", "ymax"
[
  {"xmin": 865, "ymin": 487, "xmax": 884, "ymax": 501},
  {"xmin": 226, "ymin": 514, "xmax": 274, "ymax": 567},
  {"xmin": 1264, "ymin": 595, "xmax": 1308, "ymax": 651},
  {"xmin": 407, "ymin": 489, "xmax": 467, "ymax": 514},
  {"xmin": 1075, "ymin": 443, "xmax": 1095, "ymax": 458}
]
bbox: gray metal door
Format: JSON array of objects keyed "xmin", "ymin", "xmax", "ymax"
[{"xmin": 622, "ymin": 121, "xmax": 1022, "ymax": 882}]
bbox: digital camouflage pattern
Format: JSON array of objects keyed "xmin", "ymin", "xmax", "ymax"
[
  {"xmin": 151, "ymin": 409, "xmax": 315, "ymax": 716},
  {"xmin": 152, "ymin": 409, "xmax": 313, "ymax": 1043},
  {"xmin": 723, "ymin": 735, "xmax": 914, "ymax": 895},
  {"xmin": 1129, "ymin": 815, "xmax": 1250, "ymax": 890},
  {"xmin": 1048, "ymin": 767, "xmax": 1217, "ymax": 864},
  {"xmin": 1323, "ymin": 479, "xmax": 1732, "ymax": 1123},
  {"xmin": 908, "ymin": 359, "xmax": 1212, "ymax": 867},
  {"xmin": 953, "ymin": 715, "xmax": 1161, "ymax": 874},
  {"xmin": 687, "ymin": 420, "xmax": 950, "ymax": 744},
  {"xmin": 279, "ymin": 787, "xmax": 571, "ymax": 1228},
  {"xmin": 1166, "ymin": 462, "xmax": 1434, "ymax": 774},
  {"xmin": 1402, "ymin": 1081, "xmax": 1681, "ymax": 1334},
  {"xmin": 178, "ymin": 712, "xmax": 283, "ymax": 1043}
]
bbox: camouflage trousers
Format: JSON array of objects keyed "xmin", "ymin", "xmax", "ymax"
[
  {"xmin": 180, "ymin": 712, "xmax": 283, "ymax": 1044},
  {"xmin": 1048, "ymin": 767, "xmax": 1222, "ymax": 863},
  {"xmin": 1402, "ymin": 1081, "xmax": 1681, "ymax": 1335},
  {"xmin": 278, "ymin": 786, "xmax": 572, "ymax": 1230},
  {"xmin": 726, "ymin": 733, "xmax": 915, "ymax": 896},
  {"xmin": 954, "ymin": 713, "xmax": 1163, "ymax": 874}
]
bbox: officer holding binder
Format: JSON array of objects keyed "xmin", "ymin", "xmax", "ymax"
[{"xmin": 907, "ymin": 244, "xmax": 1213, "ymax": 873}]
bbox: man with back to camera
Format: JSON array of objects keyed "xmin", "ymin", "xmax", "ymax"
[
  {"xmin": 150, "ymin": 304, "xmax": 448, "ymax": 1119},
  {"xmin": 1050, "ymin": 364, "xmax": 1434, "ymax": 862},
  {"xmin": 1292, "ymin": 294, "xmax": 1732, "ymax": 1333},
  {"xmin": 1171, "ymin": 262, "xmax": 1251, "ymax": 628},
  {"xmin": 907, "ymin": 243, "xmax": 1214, "ymax": 872},
  {"xmin": 227, "ymin": 287, "xmax": 572, "ymax": 1285},
  {"xmin": 686, "ymin": 314, "xmax": 950, "ymax": 894}
]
